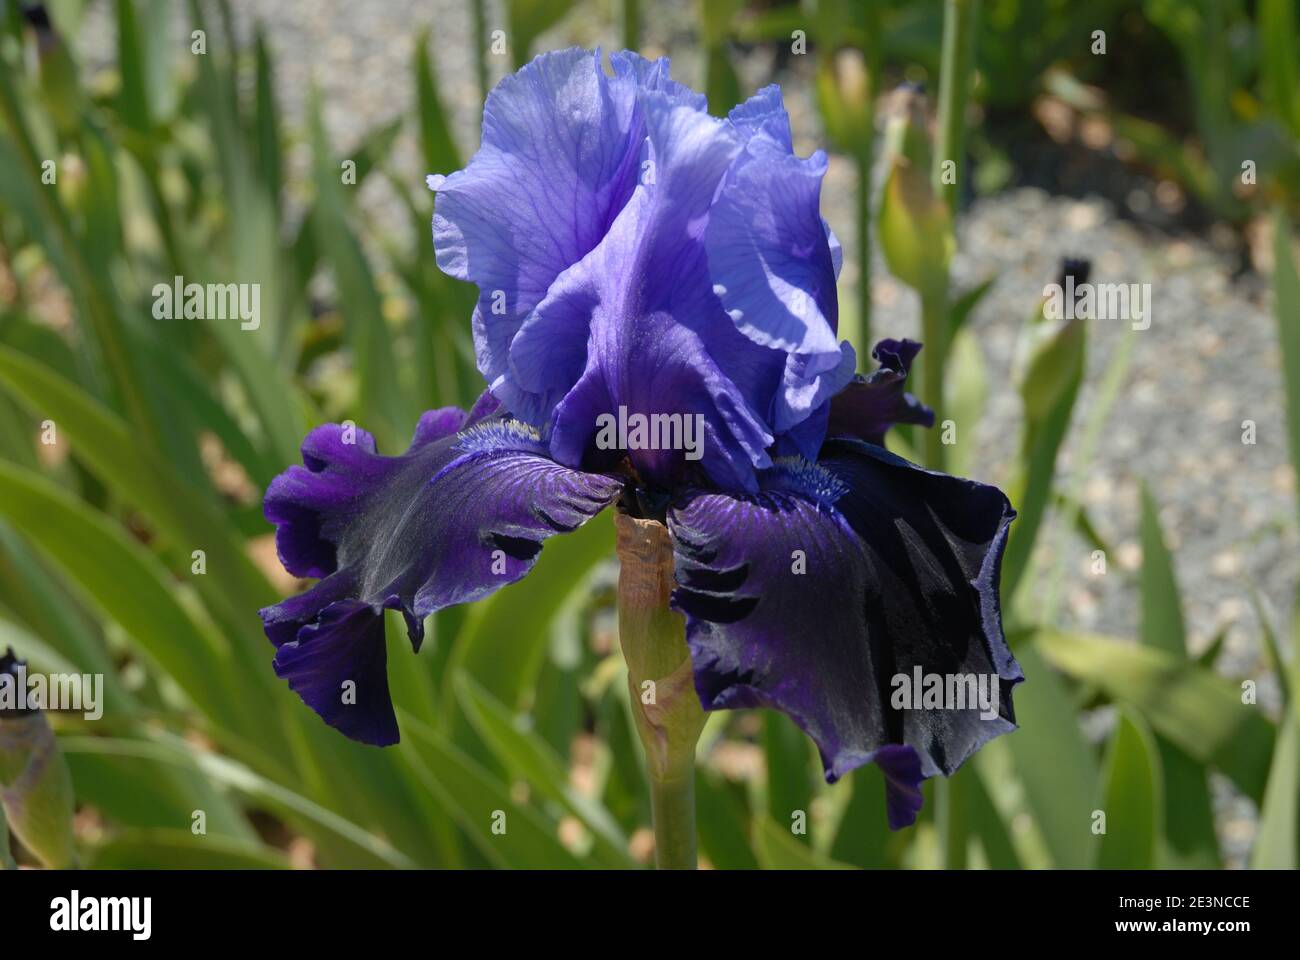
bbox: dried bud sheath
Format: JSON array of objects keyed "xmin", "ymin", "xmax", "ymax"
[
  {"xmin": 614, "ymin": 513, "xmax": 704, "ymax": 869},
  {"xmin": 0, "ymin": 711, "xmax": 77, "ymax": 869}
]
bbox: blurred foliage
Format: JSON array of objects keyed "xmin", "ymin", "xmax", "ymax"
[{"xmin": 0, "ymin": 0, "xmax": 1295, "ymax": 870}]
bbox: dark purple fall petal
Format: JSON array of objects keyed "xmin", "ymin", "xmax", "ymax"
[
  {"xmin": 826, "ymin": 338, "xmax": 935, "ymax": 447},
  {"xmin": 260, "ymin": 413, "xmax": 622, "ymax": 745},
  {"xmin": 667, "ymin": 440, "xmax": 1019, "ymax": 827}
]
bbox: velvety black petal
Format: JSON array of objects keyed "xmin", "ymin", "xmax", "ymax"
[{"xmin": 668, "ymin": 440, "xmax": 1019, "ymax": 826}]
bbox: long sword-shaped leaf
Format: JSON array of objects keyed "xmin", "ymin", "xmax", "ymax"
[
  {"xmin": 1037, "ymin": 630, "xmax": 1275, "ymax": 803},
  {"xmin": 0, "ymin": 461, "xmax": 230, "ymax": 722}
]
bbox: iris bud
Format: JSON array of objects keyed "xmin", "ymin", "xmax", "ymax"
[
  {"xmin": 0, "ymin": 649, "xmax": 78, "ymax": 869},
  {"xmin": 877, "ymin": 86, "xmax": 953, "ymax": 296}
]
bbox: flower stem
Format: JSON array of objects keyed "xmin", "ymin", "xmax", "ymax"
[
  {"xmin": 933, "ymin": 0, "xmax": 979, "ymax": 210},
  {"xmin": 614, "ymin": 513, "xmax": 705, "ymax": 870},
  {"xmin": 920, "ymin": 286, "xmax": 948, "ymax": 471},
  {"xmin": 649, "ymin": 766, "xmax": 697, "ymax": 870}
]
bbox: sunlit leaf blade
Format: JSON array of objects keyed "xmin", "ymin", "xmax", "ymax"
[
  {"xmin": 1138, "ymin": 483, "xmax": 1186, "ymax": 655},
  {"xmin": 1004, "ymin": 645, "xmax": 1100, "ymax": 868},
  {"xmin": 763, "ymin": 713, "xmax": 814, "ymax": 846},
  {"xmin": 1274, "ymin": 211, "xmax": 1300, "ymax": 528},
  {"xmin": 0, "ymin": 461, "xmax": 231, "ymax": 722},
  {"xmin": 307, "ymin": 87, "xmax": 408, "ymax": 448},
  {"xmin": 400, "ymin": 715, "xmax": 587, "ymax": 869},
  {"xmin": 1036, "ymin": 631, "xmax": 1275, "ymax": 803},
  {"xmin": 414, "ymin": 31, "xmax": 461, "ymax": 174},
  {"xmin": 1136, "ymin": 485, "xmax": 1219, "ymax": 867},
  {"xmin": 454, "ymin": 673, "xmax": 633, "ymax": 867},
  {"xmin": 829, "ymin": 765, "xmax": 890, "ymax": 869},
  {"xmin": 1097, "ymin": 711, "xmax": 1160, "ymax": 870},
  {"xmin": 60, "ymin": 736, "xmax": 415, "ymax": 868},
  {"xmin": 87, "ymin": 830, "xmax": 289, "ymax": 870},
  {"xmin": 753, "ymin": 816, "xmax": 854, "ymax": 870},
  {"xmin": 695, "ymin": 767, "xmax": 759, "ymax": 870},
  {"xmin": 1251, "ymin": 706, "xmax": 1299, "ymax": 869}
]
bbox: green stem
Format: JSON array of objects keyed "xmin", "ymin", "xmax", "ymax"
[
  {"xmin": 615, "ymin": 513, "xmax": 705, "ymax": 870},
  {"xmin": 930, "ymin": 0, "xmax": 978, "ymax": 863},
  {"xmin": 933, "ymin": 0, "xmax": 979, "ymax": 209},
  {"xmin": 622, "ymin": 0, "xmax": 640, "ymax": 52},
  {"xmin": 855, "ymin": 147, "xmax": 873, "ymax": 356},
  {"xmin": 856, "ymin": 1, "xmax": 882, "ymax": 359},
  {"xmin": 936, "ymin": 772, "xmax": 968, "ymax": 869},
  {"xmin": 649, "ymin": 764, "xmax": 697, "ymax": 870},
  {"xmin": 920, "ymin": 286, "xmax": 947, "ymax": 470}
]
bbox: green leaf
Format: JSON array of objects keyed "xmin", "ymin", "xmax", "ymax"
[
  {"xmin": 1138, "ymin": 483, "xmax": 1186, "ymax": 655},
  {"xmin": 453, "ymin": 673, "xmax": 632, "ymax": 867},
  {"xmin": 0, "ymin": 615, "xmax": 132, "ymax": 715},
  {"xmin": 0, "ymin": 347, "xmax": 288, "ymax": 750},
  {"xmin": 753, "ymin": 816, "xmax": 855, "ymax": 870},
  {"xmin": 0, "ymin": 525, "xmax": 120, "ymax": 698},
  {"xmin": 414, "ymin": 31, "xmax": 461, "ymax": 174},
  {"xmin": 307, "ymin": 87, "xmax": 408, "ymax": 448},
  {"xmin": 1097, "ymin": 710, "xmax": 1160, "ymax": 870},
  {"xmin": 0, "ymin": 461, "xmax": 230, "ymax": 721},
  {"xmin": 763, "ymin": 713, "xmax": 814, "ymax": 845},
  {"xmin": 1156, "ymin": 739, "xmax": 1220, "ymax": 868},
  {"xmin": 943, "ymin": 325, "xmax": 988, "ymax": 477},
  {"xmin": 829, "ymin": 764, "xmax": 890, "ymax": 869},
  {"xmin": 399, "ymin": 715, "xmax": 587, "ymax": 869},
  {"xmin": 1019, "ymin": 315, "xmax": 1085, "ymax": 426},
  {"xmin": 87, "ymin": 830, "xmax": 288, "ymax": 869},
  {"xmin": 1137, "ymin": 485, "xmax": 1218, "ymax": 867},
  {"xmin": 61, "ymin": 736, "xmax": 414, "ymax": 868},
  {"xmin": 968, "ymin": 765, "xmax": 1022, "ymax": 869},
  {"xmin": 506, "ymin": 0, "xmax": 578, "ymax": 66},
  {"xmin": 62, "ymin": 737, "xmax": 256, "ymax": 843},
  {"xmin": 0, "ymin": 798, "xmax": 15, "ymax": 870},
  {"xmin": 253, "ymin": 28, "xmax": 283, "ymax": 207},
  {"xmin": 1259, "ymin": 0, "xmax": 1300, "ymax": 137},
  {"xmin": 947, "ymin": 274, "xmax": 997, "ymax": 341},
  {"xmin": 1036, "ymin": 630, "xmax": 1275, "ymax": 803},
  {"xmin": 1250, "ymin": 589, "xmax": 1291, "ymax": 712},
  {"xmin": 115, "ymin": 0, "xmax": 153, "ymax": 133},
  {"xmin": 1251, "ymin": 705, "xmax": 1299, "ymax": 869},
  {"xmin": 1004, "ymin": 644, "xmax": 1100, "ymax": 868},
  {"xmin": 695, "ymin": 768, "xmax": 759, "ymax": 870},
  {"xmin": 1274, "ymin": 211, "xmax": 1300, "ymax": 530}
]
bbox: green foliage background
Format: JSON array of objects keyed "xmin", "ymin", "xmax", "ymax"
[{"xmin": 0, "ymin": 0, "xmax": 1296, "ymax": 869}]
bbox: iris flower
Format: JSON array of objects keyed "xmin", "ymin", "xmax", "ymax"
[{"xmin": 260, "ymin": 49, "xmax": 1021, "ymax": 830}]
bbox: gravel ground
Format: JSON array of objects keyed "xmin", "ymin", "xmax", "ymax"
[{"xmin": 74, "ymin": 0, "xmax": 1293, "ymax": 863}]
